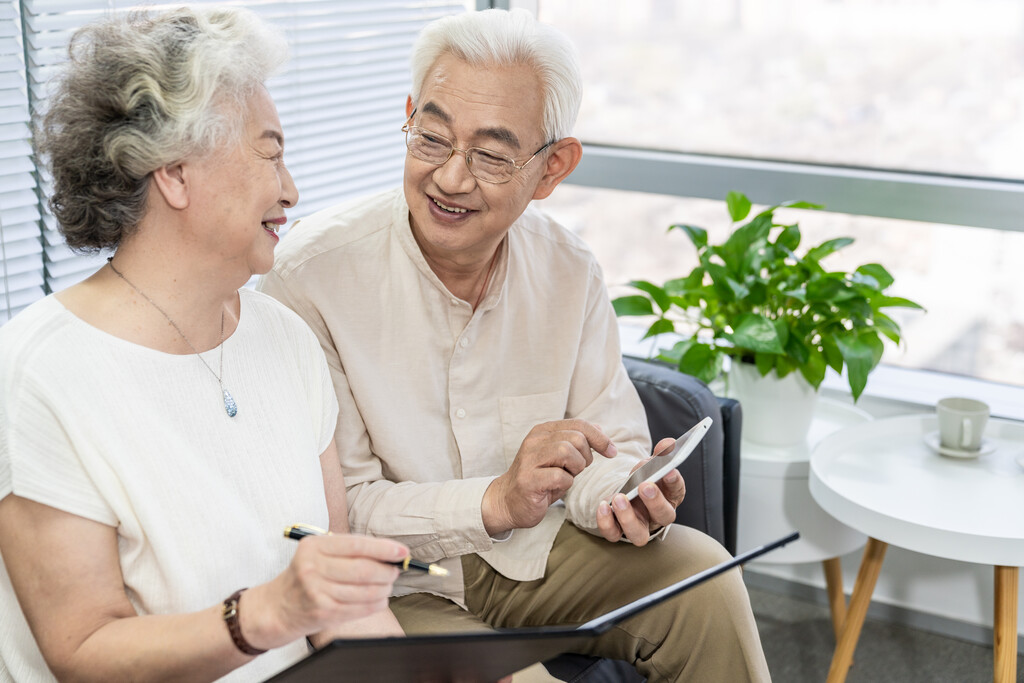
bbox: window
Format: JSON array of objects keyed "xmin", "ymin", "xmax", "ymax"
[
  {"xmin": 521, "ymin": 0, "xmax": 1024, "ymax": 389},
  {"xmin": 0, "ymin": 0, "xmax": 472, "ymax": 323},
  {"xmin": 0, "ymin": 1, "xmax": 41, "ymax": 324},
  {"xmin": 534, "ymin": 0, "xmax": 1024, "ymax": 180}
]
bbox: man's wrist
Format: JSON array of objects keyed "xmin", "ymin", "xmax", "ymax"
[{"xmin": 481, "ymin": 478, "xmax": 513, "ymax": 537}]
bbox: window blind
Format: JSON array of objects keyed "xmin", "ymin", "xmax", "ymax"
[
  {"xmin": 9, "ymin": 0, "xmax": 469, "ymax": 309},
  {"xmin": 0, "ymin": 1, "xmax": 42, "ymax": 323}
]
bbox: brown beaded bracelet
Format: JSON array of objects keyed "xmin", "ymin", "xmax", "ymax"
[{"xmin": 222, "ymin": 588, "xmax": 267, "ymax": 656}]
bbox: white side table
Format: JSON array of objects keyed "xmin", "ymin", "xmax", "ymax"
[
  {"xmin": 737, "ymin": 397, "xmax": 871, "ymax": 640},
  {"xmin": 810, "ymin": 414, "xmax": 1024, "ymax": 683}
]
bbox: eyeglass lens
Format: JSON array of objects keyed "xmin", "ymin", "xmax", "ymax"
[{"xmin": 406, "ymin": 128, "xmax": 516, "ymax": 183}]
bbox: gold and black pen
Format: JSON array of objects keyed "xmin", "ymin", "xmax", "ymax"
[{"xmin": 284, "ymin": 523, "xmax": 449, "ymax": 577}]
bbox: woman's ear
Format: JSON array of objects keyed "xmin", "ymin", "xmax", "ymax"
[
  {"xmin": 532, "ymin": 137, "xmax": 583, "ymax": 201},
  {"xmin": 150, "ymin": 162, "xmax": 190, "ymax": 210},
  {"xmin": 405, "ymin": 95, "xmax": 414, "ymax": 119}
]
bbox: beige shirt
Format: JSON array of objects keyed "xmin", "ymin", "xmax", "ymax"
[{"xmin": 259, "ymin": 188, "xmax": 651, "ymax": 605}]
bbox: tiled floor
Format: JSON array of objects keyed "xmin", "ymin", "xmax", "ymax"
[{"xmin": 748, "ymin": 586, "xmax": 1023, "ymax": 683}]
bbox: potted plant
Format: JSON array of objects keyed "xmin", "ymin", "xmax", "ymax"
[{"xmin": 612, "ymin": 191, "xmax": 924, "ymax": 445}]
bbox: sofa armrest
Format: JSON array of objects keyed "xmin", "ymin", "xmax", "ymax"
[
  {"xmin": 715, "ymin": 396, "xmax": 742, "ymax": 556},
  {"xmin": 622, "ymin": 356, "xmax": 728, "ymax": 552}
]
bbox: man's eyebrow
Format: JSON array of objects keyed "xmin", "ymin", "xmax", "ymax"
[
  {"xmin": 260, "ymin": 130, "xmax": 284, "ymax": 147},
  {"xmin": 419, "ymin": 100, "xmax": 521, "ymax": 150}
]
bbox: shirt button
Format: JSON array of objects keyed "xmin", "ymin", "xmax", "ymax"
[
  {"xmin": 455, "ymin": 408, "xmax": 466, "ymax": 419},
  {"xmin": 459, "ymin": 338, "xmax": 469, "ymax": 348},
  {"xmin": 450, "ymin": 298, "xmax": 459, "ymax": 306}
]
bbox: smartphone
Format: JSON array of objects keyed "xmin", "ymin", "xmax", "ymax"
[{"xmin": 617, "ymin": 416, "xmax": 714, "ymax": 500}]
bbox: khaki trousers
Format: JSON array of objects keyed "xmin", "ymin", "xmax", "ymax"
[{"xmin": 391, "ymin": 522, "xmax": 771, "ymax": 683}]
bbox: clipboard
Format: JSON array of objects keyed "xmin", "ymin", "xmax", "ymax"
[{"xmin": 266, "ymin": 531, "xmax": 799, "ymax": 682}]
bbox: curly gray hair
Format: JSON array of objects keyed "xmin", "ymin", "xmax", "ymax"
[{"xmin": 35, "ymin": 6, "xmax": 288, "ymax": 251}]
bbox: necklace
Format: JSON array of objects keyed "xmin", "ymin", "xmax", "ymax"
[
  {"xmin": 107, "ymin": 258, "xmax": 238, "ymax": 418},
  {"xmin": 473, "ymin": 247, "xmax": 500, "ymax": 311}
]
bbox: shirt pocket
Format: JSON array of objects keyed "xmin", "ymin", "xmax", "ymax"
[{"xmin": 498, "ymin": 389, "xmax": 570, "ymax": 468}]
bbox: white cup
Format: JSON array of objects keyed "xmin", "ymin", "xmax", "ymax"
[{"xmin": 936, "ymin": 397, "xmax": 989, "ymax": 452}]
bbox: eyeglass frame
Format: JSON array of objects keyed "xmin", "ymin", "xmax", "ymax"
[{"xmin": 401, "ymin": 109, "xmax": 554, "ymax": 184}]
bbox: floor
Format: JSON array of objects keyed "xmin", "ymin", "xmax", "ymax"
[{"xmin": 748, "ymin": 585, "xmax": 1024, "ymax": 683}]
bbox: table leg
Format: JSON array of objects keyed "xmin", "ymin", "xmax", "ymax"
[
  {"xmin": 822, "ymin": 557, "xmax": 848, "ymax": 642},
  {"xmin": 993, "ymin": 565, "xmax": 1018, "ymax": 683},
  {"xmin": 826, "ymin": 538, "xmax": 888, "ymax": 683}
]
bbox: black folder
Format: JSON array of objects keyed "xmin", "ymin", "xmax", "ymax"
[{"xmin": 266, "ymin": 531, "xmax": 799, "ymax": 683}]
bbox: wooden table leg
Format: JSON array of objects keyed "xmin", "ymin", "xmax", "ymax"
[
  {"xmin": 823, "ymin": 557, "xmax": 848, "ymax": 643},
  {"xmin": 826, "ymin": 538, "xmax": 888, "ymax": 683},
  {"xmin": 993, "ymin": 566, "xmax": 1018, "ymax": 683}
]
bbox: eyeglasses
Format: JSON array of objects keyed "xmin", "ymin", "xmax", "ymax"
[{"xmin": 402, "ymin": 112, "xmax": 552, "ymax": 185}]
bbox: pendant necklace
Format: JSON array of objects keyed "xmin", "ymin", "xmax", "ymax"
[{"xmin": 107, "ymin": 258, "xmax": 238, "ymax": 417}]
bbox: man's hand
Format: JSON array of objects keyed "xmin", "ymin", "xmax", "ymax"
[
  {"xmin": 482, "ymin": 419, "xmax": 617, "ymax": 536},
  {"xmin": 595, "ymin": 437, "xmax": 685, "ymax": 546}
]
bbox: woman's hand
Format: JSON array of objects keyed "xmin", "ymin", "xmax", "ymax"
[
  {"xmin": 243, "ymin": 533, "xmax": 409, "ymax": 649},
  {"xmin": 0, "ymin": 494, "xmax": 408, "ymax": 682}
]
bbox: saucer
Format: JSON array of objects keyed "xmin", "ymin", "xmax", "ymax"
[{"xmin": 923, "ymin": 431, "xmax": 996, "ymax": 459}]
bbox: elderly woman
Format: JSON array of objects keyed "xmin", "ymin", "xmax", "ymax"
[{"xmin": 0, "ymin": 6, "xmax": 406, "ymax": 682}]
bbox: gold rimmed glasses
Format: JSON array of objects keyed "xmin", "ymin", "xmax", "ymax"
[{"xmin": 402, "ymin": 112, "xmax": 553, "ymax": 184}]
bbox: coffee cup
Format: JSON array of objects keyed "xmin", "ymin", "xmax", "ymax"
[{"xmin": 936, "ymin": 397, "xmax": 989, "ymax": 452}]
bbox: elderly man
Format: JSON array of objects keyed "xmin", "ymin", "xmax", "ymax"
[{"xmin": 260, "ymin": 9, "xmax": 770, "ymax": 682}]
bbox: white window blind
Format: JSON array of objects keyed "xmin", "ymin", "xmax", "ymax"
[
  {"xmin": 5, "ymin": 0, "xmax": 469, "ymax": 315},
  {"xmin": 0, "ymin": 1, "xmax": 42, "ymax": 323}
]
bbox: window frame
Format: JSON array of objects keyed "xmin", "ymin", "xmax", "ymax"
[{"xmin": 492, "ymin": 0, "xmax": 1024, "ymax": 413}]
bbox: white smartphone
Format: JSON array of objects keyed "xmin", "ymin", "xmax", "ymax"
[{"xmin": 617, "ymin": 416, "xmax": 714, "ymax": 501}]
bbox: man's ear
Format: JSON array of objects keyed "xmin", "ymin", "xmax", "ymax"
[
  {"xmin": 405, "ymin": 95, "xmax": 414, "ymax": 119},
  {"xmin": 532, "ymin": 137, "xmax": 583, "ymax": 201},
  {"xmin": 150, "ymin": 162, "xmax": 190, "ymax": 210}
]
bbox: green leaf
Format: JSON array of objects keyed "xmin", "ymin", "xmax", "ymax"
[
  {"xmin": 821, "ymin": 336, "xmax": 843, "ymax": 373},
  {"xmin": 657, "ymin": 339, "xmax": 692, "ymax": 365},
  {"xmin": 784, "ymin": 334, "xmax": 810, "ymax": 365},
  {"xmin": 726, "ymin": 191, "xmax": 752, "ymax": 222},
  {"xmin": 720, "ymin": 214, "xmax": 771, "ymax": 276},
  {"xmin": 855, "ymin": 263, "xmax": 894, "ymax": 290},
  {"xmin": 806, "ymin": 237, "xmax": 855, "ymax": 262},
  {"xmin": 686, "ymin": 346, "xmax": 725, "ymax": 384},
  {"xmin": 705, "ymin": 263, "xmax": 749, "ymax": 302},
  {"xmin": 754, "ymin": 352, "xmax": 775, "ymax": 376},
  {"xmin": 641, "ymin": 318, "xmax": 676, "ymax": 339},
  {"xmin": 836, "ymin": 333, "xmax": 882, "ymax": 401},
  {"xmin": 775, "ymin": 224, "xmax": 801, "ymax": 252},
  {"xmin": 612, "ymin": 295, "xmax": 654, "ymax": 317},
  {"xmin": 627, "ymin": 280, "xmax": 672, "ymax": 314},
  {"xmin": 779, "ymin": 287, "xmax": 808, "ymax": 303},
  {"xmin": 806, "ymin": 275, "xmax": 849, "ymax": 302},
  {"xmin": 799, "ymin": 347, "xmax": 827, "ymax": 389},
  {"xmin": 664, "ymin": 270, "xmax": 705, "ymax": 295},
  {"xmin": 850, "ymin": 271, "xmax": 881, "ymax": 291},
  {"xmin": 773, "ymin": 355, "xmax": 797, "ymax": 378},
  {"xmin": 873, "ymin": 295, "xmax": 925, "ymax": 310},
  {"xmin": 871, "ymin": 311, "xmax": 903, "ymax": 344},
  {"xmin": 727, "ymin": 313, "xmax": 786, "ymax": 354},
  {"xmin": 668, "ymin": 224, "xmax": 708, "ymax": 249},
  {"xmin": 779, "ymin": 200, "xmax": 825, "ymax": 211}
]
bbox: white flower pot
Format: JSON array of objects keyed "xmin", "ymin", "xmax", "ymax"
[{"xmin": 728, "ymin": 361, "xmax": 819, "ymax": 447}]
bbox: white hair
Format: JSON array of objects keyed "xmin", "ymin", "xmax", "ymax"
[{"xmin": 409, "ymin": 8, "xmax": 582, "ymax": 142}]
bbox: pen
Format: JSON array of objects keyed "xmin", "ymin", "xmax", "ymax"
[{"xmin": 283, "ymin": 523, "xmax": 449, "ymax": 577}]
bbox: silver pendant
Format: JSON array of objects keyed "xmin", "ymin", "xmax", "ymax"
[{"xmin": 223, "ymin": 389, "xmax": 238, "ymax": 417}]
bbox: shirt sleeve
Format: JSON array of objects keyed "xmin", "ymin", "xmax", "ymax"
[
  {"xmin": 561, "ymin": 260, "xmax": 653, "ymax": 533},
  {"xmin": 258, "ymin": 269, "xmax": 497, "ymax": 561},
  {"xmin": 0, "ymin": 359, "xmax": 116, "ymax": 527}
]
